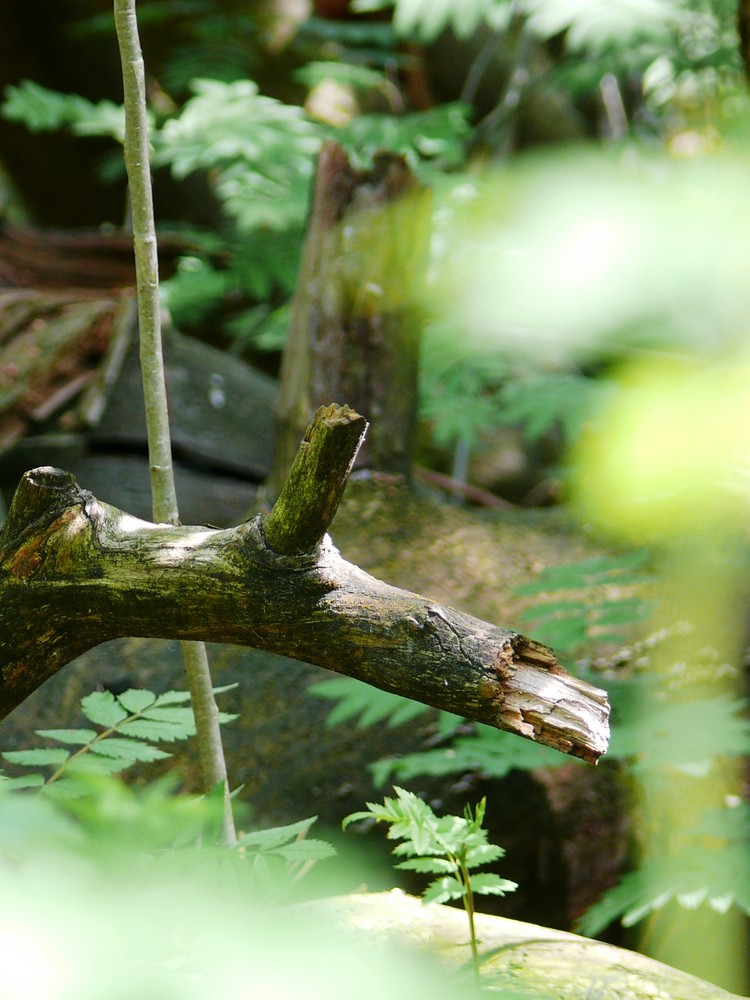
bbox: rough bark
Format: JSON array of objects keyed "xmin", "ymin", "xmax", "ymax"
[
  {"xmin": 316, "ymin": 891, "xmax": 745, "ymax": 1000},
  {"xmin": 270, "ymin": 141, "xmax": 430, "ymax": 492},
  {"xmin": 0, "ymin": 405, "xmax": 609, "ymax": 762}
]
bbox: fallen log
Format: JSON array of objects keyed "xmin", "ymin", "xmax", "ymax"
[
  {"xmin": 0, "ymin": 404, "xmax": 609, "ymax": 762},
  {"xmin": 315, "ymin": 890, "xmax": 745, "ymax": 1000}
]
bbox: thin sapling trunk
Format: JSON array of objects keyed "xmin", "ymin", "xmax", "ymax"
[{"xmin": 113, "ymin": 0, "xmax": 236, "ymax": 845}]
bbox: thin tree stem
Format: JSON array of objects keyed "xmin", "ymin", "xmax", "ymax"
[{"xmin": 113, "ymin": 0, "xmax": 236, "ymax": 845}]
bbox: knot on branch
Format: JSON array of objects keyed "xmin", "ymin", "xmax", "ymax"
[
  {"xmin": 1, "ymin": 467, "xmax": 86, "ymax": 545},
  {"xmin": 262, "ymin": 404, "xmax": 368, "ymax": 556}
]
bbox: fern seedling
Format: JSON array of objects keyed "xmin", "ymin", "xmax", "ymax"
[
  {"xmin": 343, "ymin": 787, "xmax": 517, "ymax": 981},
  {"xmin": 1, "ymin": 685, "xmax": 237, "ymax": 799}
]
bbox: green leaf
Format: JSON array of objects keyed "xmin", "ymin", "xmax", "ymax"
[
  {"xmin": 468, "ymin": 872, "xmax": 518, "ymax": 896},
  {"xmin": 464, "ymin": 843, "xmax": 505, "ymax": 869},
  {"xmin": 65, "ymin": 755, "xmax": 133, "ymax": 776},
  {"xmin": 40, "ymin": 777, "xmax": 89, "ymax": 800},
  {"xmin": 1, "ymin": 80, "xmax": 126, "ymax": 140},
  {"xmin": 522, "ymin": 617, "xmax": 588, "ymax": 655},
  {"xmin": 2, "ymin": 749, "xmax": 70, "ymax": 766},
  {"xmin": 593, "ymin": 597, "xmax": 652, "ymax": 627},
  {"xmin": 341, "ymin": 810, "xmax": 373, "ymax": 830},
  {"xmin": 392, "ymin": 0, "xmax": 501, "ymax": 42},
  {"xmin": 497, "ymin": 370, "xmax": 606, "ymax": 444},
  {"xmin": 396, "ymin": 856, "xmax": 454, "ymax": 874},
  {"xmin": 87, "ymin": 738, "xmax": 171, "ymax": 763},
  {"xmin": 116, "ymin": 718, "xmax": 195, "ymax": 742},
  {"xmin": 295, "ymin": 62, "xmax": 389, "ymax": 93},
  {"xmin": 525, "ymin": 0, "xmax": 680, "ymax": 51},
  {"xmin": 115, "ymin": 689, "xmax": 158, "ymax": 714},
  {"xmin": 151, "ymin": 689, "xmax": 194, "ymax": 706},
  {"xmin": 273, "ymin": 839, "xmax": 337, "ymax": 863},
  {"xmin": 116, "ymin": 705, "xmax": 203, "ymax": 741},
  {"xmin": 514, "ymin": 551, "xmax": 651, "ymax": 596},
  {"xmin": 154, "ymin": 78, "xmax": 321, "ymax": 232},
  {"xmin": 80, "ymin": 691, "xmax": 128, "ymax": 728},
  {"xmin": 373, "ymin": 726, "xmax": 572, "ymax": 787},
  {"xmin": 34, "ymin": 729, "xmax": 97, "ymax": 746},
  {"xmin": 334, "ymin": 103, "xmax": 470, "ymax": 178},
  {"xmin": 310, "ymin": 677, "xmax": 431, "ymax": 729},
  {"xmin": 422, "ymin": 875, "xmax": 466, "ymax": 905},
  {"xmin": 140, "ymin": 706, "xmax": 196, "ymax": 724},
  {"xmin": 578, "ymin": 842, "xmax": 750, "ymax": 936},
  {"xmin": 520, "ymin": 598, "xmax": 590, "ymax": 619},
  {"xmin": 0, "ymin": 773, "xmax": 45, "ymax": 790},
  {"xmin": 238, "ymin": 817, "xmax": 317, "ymax": 851},
  {"xmin": 0, "ymin": 785, "xmax": 83, "ymax": 852}
]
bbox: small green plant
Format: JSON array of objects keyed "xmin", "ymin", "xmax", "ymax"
[
  {"xmin": 0, "ymin": 685, "xmax": 236, "ymax": 798},
  {"xmin": 0, "ymin": 684, "xmax": 336, "ymax": 899},
  {"xmin": 343, "ymin": 787, "xmax": 517, "ymax": 980}
]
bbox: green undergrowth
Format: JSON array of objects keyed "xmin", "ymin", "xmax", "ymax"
[{"xmin": 0, "ymin": 684, "xmax": 520, "ymax": 997}]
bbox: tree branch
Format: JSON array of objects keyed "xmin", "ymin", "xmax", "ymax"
[
  {"xmin": 0, "ymin": 406, "xmax": 609, "ymax": 762},
  {"xmin": 264, "ymin": 404, "xmax": 368, "ymax": 555}
]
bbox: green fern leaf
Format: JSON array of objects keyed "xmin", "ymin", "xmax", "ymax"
[
  {"xmin": 396, "ymin": 856, "xmax": 454, "ymax": 874},
  {"xmin": 80, "ymin": 691, "xmax": 128, "ymax": 728},
  {"xmin": 86, "ymin": 738, "xmax": 171, "ymax": 763},
  {"xmin": 116, "ymin": 718, "xmax": 194, "ymax": 741},
  {"xmin": 0, "ymin": 773, "xmax": 44, "ymax": 790},
  {"xmin": 525, "ymin": 0, "xmax": 679, "ymax": 51},
  {"xmin": 464, "ymin": 843, "xmax": 505, "ymax": 869},
  {"xmin": 372, "ymin": 726, "xmax": 572, "ymax": 787},
  {"xmin": 41, "ymin": 777, "xmax": 88, "ymax": 800},
  {"xmin": 34, "ymin": 728, "xmax": 97, "ymax": 745},
  {"xmin": 310, "ymin": 677, "xmax": 431, "ymax": 729},
  {"xmin": 391, "ymin": 0, "xmax": 500, "ymax": 42},
  {"xmin": 514, "ymin": 551, "xmax": 651, "ymax": 596},
  {"xmin": 238, "ymin": 817, "xmax": 317, "ymax": 851},
  {"xmin": 2, "ymin": 749, "xmax": 70, "ymax": 766},
  {"xmin": 62, "ymin": 754, "xmax": 130, "ymax": 776},
  {"xmin": 1, "ymin": 80, "xmax": 126, "ymax": 139},
  {"xmin": 272, "ymin": 839, "xmax": 337, "ymax": 863},
  {"xmin": 609, "ymin": 696, "xmax": 750, "ymax": 772},
  {"xmin": 578, "ymin": 841, "xmax": 750, "ymax": 936},
  {"xmin": 151, "ymin": 689, "xmax": 194, "ymax": 706},
  {"xmin": 468, "ymin": 872, "xmax": 518, "ymax": 896},
  {"xmin": 520, "ymin": 598, "xmax": 591, "ymax": 619},
  {"xmin": 65, "ymin": 743, "xmax": 133, "ymax": 776},
  {"xmin": 422, "ymin": 875, "xmax": 466, "ymax": 904},
  {"xmin": 115, "ymin": 689, "xmax": 158, "ymax": 714}
]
